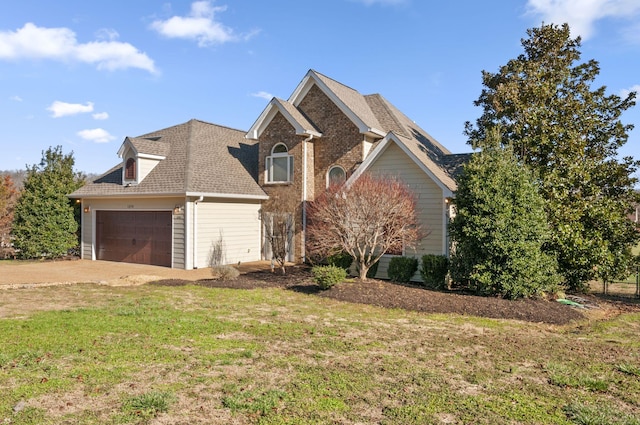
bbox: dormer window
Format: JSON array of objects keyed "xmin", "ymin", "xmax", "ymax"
[
  {"xmin": 327, "ymin": 165, "xmax": 346, "ymax": 187},
  {"xmin": 125, "ymin": 157, "xmax": 136, "ymax": 181},
  {"xmin": 266, "ymin": 143, "xmax": 293, "ymax": 183}
]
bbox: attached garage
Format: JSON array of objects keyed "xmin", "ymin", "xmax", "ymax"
[{"xmin": 96, "ymin": 210, "xmax": 172, "ymax": 267}]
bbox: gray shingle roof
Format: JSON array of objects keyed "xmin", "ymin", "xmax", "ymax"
[
  {"xmin": 127, "ymin": 136, "xmax": 170, "ymax": 157},
  {"xmin": 70, "ymin": 119, "xmax": 266, "ymax": 199},
  {"xmin": 364, "ymin": 94, "xmax": 467, "ymax": 191},
  {"xmin": 301, "ymin": 70, "xmax": 470, "ymax": 191}
]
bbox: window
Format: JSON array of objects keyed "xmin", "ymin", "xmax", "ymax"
[
  {"xmin": 327, "ymin": 165, "xmax": 346, "ymax": 187},
  {"xmin": 266, "ymin": 143, "xmax": 293, "ymax": 183},
  {"xmin": 125, "ymin": 157, "xmax": 136, "ymax": 180}
]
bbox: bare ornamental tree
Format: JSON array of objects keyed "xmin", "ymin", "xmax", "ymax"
[{"xmin": 307, "ymin": 173, "xmax": 422, "ymax": 281}]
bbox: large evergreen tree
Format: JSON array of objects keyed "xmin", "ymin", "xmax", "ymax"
[
  {"xmin": 465, "ymin": 23, "xmax": 639, "ymax": 290},
  {"xmin": 450, "ymin": 142, "xmax": 560, "ymax": 299},
  {"xmin": 12, "ymin": 146, "xmax": 84, "ymax": 259}
]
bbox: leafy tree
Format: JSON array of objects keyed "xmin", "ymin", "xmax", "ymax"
[
  {"xmin": 465, "ymin": 23, "xmax": 639, "ymax": 290},
  {"xmin": 12, "ymin": 146, "xmax": 84, "ymax": 259},
  {"xmin": 307, "ymin": 173, "xmax": 421, "ymax": 281},
  {"xmin": 0, "ymin": 174, "xmax": 19, "ymax": 258},
  {"xmin": 450, "ymin": 142, "xmax": 560, "ymax": 299}
]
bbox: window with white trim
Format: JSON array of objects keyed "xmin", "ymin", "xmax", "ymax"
[
  {"xmin": 327, "ymin": 165, "xmax": 346, "ymax": 187},
  {"xmin": 266, "ymin": 143, "xmax": 293, "ymax": 183}
]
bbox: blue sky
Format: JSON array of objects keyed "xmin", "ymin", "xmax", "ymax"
[{"xmin": 1, "ymin": 0, "xmax": 639, "ymax": 174}]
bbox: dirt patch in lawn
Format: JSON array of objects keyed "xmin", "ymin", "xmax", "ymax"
[{"xmin": 150, "ymin": 265, "xmax": 640, "ymax": 325}]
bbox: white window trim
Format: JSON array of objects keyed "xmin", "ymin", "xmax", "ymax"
[{"xmin": 266, "ymin": 143, "xmax": 293, "ymax": 184}]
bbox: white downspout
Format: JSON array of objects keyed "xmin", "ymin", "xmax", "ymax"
[
  {"xmin": 302, "ymin": 134, "xmax": 314, "ymax": 263},
  {"xmin": 193, "ymin": 195, "xmax": 204, "ymax": 268}
]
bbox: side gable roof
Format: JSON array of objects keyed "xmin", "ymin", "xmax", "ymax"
[
  {"xmin": 246, "ymin": 97, "xmax": 322, "ymax": 140},
  {"xmin": 70, "ymin": 119, "xmax": 267, "ymax": 200}
]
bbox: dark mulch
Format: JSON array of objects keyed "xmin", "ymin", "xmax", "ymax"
[{"xmin": 151, "ymin": 265, "xmax": 640, "ymax": 325}]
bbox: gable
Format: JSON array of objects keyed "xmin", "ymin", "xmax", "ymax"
[
  {"xmin": 289, "ymin": 70, "xmax": 385, "ymax": 137},
  {"xmin": 349, "ymin": 134, "xmax": 456, "ymax": 197}
]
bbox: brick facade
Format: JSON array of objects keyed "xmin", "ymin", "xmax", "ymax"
[{"xmin": 258, "ymin": 84, "xmax": 380, "ymax": 262}]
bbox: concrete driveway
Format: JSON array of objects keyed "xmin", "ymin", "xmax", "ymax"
[{"xmin": 0, "ymin": 259, "xmax": 271, "ymax": 288}]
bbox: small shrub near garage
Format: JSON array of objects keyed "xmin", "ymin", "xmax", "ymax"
[
  {"xmin": 420, "ymin": 254, "xmax": 449, "ymax": 290},
  {"xmin": 312, "ymin": 265, "xmax": 347, "ymax": 290},
  {"xmin": 388, "ymin": 256, "xmax": 418, "ymax": 283},
  {"xmin": 211, "ymin": 265, "xmax": 240, "ymax": 280}
]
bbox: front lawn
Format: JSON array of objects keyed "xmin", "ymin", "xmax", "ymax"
[{"xmin": 1, "ymin": 283, "xmax": 639, "ymax": 424}]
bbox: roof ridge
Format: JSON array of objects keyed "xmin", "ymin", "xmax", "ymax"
[
  {"xmin": 190, "ymin": 118, "xmax": 248, "ymax": 134},
  {"xmin": 309, "ymin": 69, "xmax": 360, "ymax": 93}
]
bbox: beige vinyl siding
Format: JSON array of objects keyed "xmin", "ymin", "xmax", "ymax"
[
  {"xmin": 195, "ymin": 199, "xmax": 262, "ymax": 267},
  {"xmin": 366, "ymin": 142, "xmax": 446, "ymax": 281},
  {"xmin": 80, "ymin": 200, "xmax": 92, "ymax": 260},
  {"xmin": 172, "ymin": 211, "xmax": 185, "ymax": 269},
  {"xmin": 137, "ymin": 158, "xmax": 162, "ymax": 182}
]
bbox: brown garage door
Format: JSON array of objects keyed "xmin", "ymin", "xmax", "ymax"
[{"xmin": 96, "ymin": 211, "xmax": 172, "ymax": 267}]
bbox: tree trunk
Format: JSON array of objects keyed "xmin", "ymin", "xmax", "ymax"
[{"xmin": 358, "ymin": 260, "xmax": 369, "ymax": 282}]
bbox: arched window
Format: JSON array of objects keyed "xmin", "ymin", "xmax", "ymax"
[
  {"xmin": 327, "ymin": 165, "xmax": 346, "ymax": 187},
  {"xmin": 266, "ymin": 143, "xmax": 293, "ymax": 183},
  {"xmin": 125, "ymin": 157, "xmax": 136, "ymax": 180}
]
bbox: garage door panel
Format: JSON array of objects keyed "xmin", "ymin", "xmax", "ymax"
[{"xmin": 96, "ymin": 211, "xmax": 172, "ymax": 267}]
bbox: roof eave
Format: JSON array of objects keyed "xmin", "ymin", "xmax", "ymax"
[{"xmin": 69, "ymin": 191, "xmax": 269, "ymax": 201}]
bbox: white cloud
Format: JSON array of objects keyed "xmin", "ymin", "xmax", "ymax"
[
  {"xmin": 10, "ymin": 95, "xmax": 22, "ymax": 102},
  {"xmin": 77, "ymin": 128, "xmax": 115, "ymax": 143},
  {"xmin": 47, "ymin": 101, "xmax": 94, "ymax": 118},
  {"xmin": 150, "ymin": 1, "xmax": 253, "ymax": 46},
  {"xmin": 526, "ymin": 0, "xmax": 640, "ymax": 40},
  {"xmin": 251, "ymin": 91, "xmax": 273, "ymax": 100},
  {"xmin": 620, "ymin": 84, "xmax": 640, "ymax": 98},
  {"xmin": 0, "ymin": 23, "xmax": 157, "ymax": 73},
  {"xmin": 92, "ymin": 112, "xmax": 109, "ymax": 120}
]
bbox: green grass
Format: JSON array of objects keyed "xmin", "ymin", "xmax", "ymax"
[{"xmin": 1, "ymin": 283, "xmax": 639, "ymax": 424}]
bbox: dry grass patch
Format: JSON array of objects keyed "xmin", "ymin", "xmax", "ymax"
[{"xmin": 1, "ymin": 283, "xmax": 639, "ymax": 424}]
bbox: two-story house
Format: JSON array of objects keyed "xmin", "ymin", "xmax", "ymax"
[{"xmin": 70, "ymin": 70, "xmax": 469, "ymax": 279}]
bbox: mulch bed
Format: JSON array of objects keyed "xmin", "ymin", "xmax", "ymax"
[{"xmin": 151, "ymin": 265, "xmax": 640, "ymax": 325}]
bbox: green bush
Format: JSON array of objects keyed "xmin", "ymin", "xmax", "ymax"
[
  {"xmin": 388, "ymin": 256, "xmax": 418, "ymax": 283},
  {"xmin": 312, "ymin": 265, "xmax": 346, "ymax": 290},
  {"xmin": 327, "ymin": 251, "xmax": 353, "ymax": 271},
  {"xmin": 449, "ymin": 146, "xmax": 561, "ymax": 299},
  {"xmin": 420, "ymin": 254, "xmax": 449, "ymax": 290}
]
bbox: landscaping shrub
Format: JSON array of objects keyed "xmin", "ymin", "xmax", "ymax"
[
  {"xmin": 327, "ymin": 251, "xmax": 354, "ymax": 271},
  {"xmin": 312, "ymin": 265, "xmax": 346, "ymax": 290},
  {"xmin": 211, "ymin": 265, "xmax": 240, "ymax": 280},
  {"xmin": 420, "ymin": 254, "xmax": 449, "ymax": 290},
  {"xmin": 388, "ymin": 256, "xmax": 418, "ymax": 283}
]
